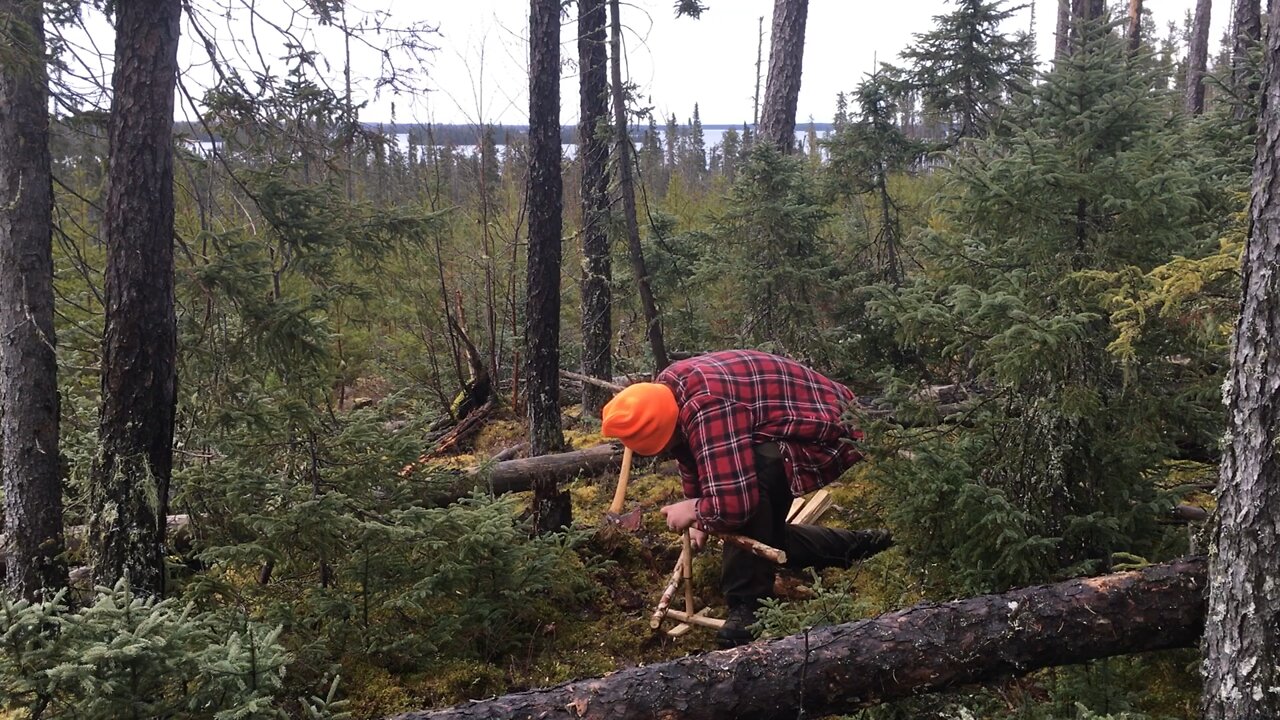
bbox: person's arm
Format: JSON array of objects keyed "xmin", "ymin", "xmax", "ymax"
[{"xmin": 681, "ymin": 393, "xmax": 758, "ymax": 532}]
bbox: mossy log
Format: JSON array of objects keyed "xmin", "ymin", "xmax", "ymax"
[{"xmin": 388, "ymin": 557, "xmax": 1206, "ymax": 720}]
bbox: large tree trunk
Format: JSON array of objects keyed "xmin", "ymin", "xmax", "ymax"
[
  {"xmin": 608, "ymin": 0, "xmax": 668, "ymax": 371},
  {"xmin": 389, "ymin": 558, "xmax": 1207, "ymax": 720},
  {"xmin": 578, "ymin": 0, "xmax": 613, "ymax": 418},
  {"xmin": 1186, "ymin": 0, "xmax": 1213, "ymax": 115},
  {"xmin": 1232, "ymin": 0, "xmax": 1262, "ymax": 123},
  {"xmin": 756, "ymin": 0, "xmax": 809, "ymax": 153},
  {"xmin": 88, "ymin": 0, "xmax": 181, "ymax": 598},
  {"xmin": 1069, "ymin": 0, "xmax": 1108, "ymax": 49},
  {"xmin": 1126, "ymin": 0, "xmax": 1143, "ymax": 54},
  {"xmin": 0, "ymin": 0, "xmax": 67, "ymax": 600},
  {"xmin": 1201, "ymin": 2, "xmax": 1280, "ymax": 715},
  {"xmin": 527, "ymin": 0, "xmax": 568, "ymax": 532},
  {"xmin": 1054, "ymin": 0, "xmax": 1071, "ymax": 61}
]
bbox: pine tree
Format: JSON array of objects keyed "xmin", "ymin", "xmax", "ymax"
[
  {"xmin": 0, "ymin": 0, "xmax": 66, "ymax": 599},
  {"xmin": 1201, "ymin": 4, "xmax": 1280, "ymax": 715},
  {"xmin": 578, "ymin": 0, "xmax": 612, "ymax": 417},
  {"xmin": 89, "ymin": 0, "xmax": 182, "ymax": 597},
  {"xmin": 757, "ymin": 0, "xmax": 810, "ymax": 151},
  {"xmin": 526, "ymin": 0, "xmax": 568, "ymax": 523},
  {"xmin": 1231, "ymin": 0, "xmax": 1262, "ymax": 123},
  {"xmin": 1185, "ymin": 0, "xmax": 1212, "ymax": 114}
]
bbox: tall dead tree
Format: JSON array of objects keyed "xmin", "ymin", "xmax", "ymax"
[
  {"xmin": 1126, "ymin": 0, "xmax": 1143, "ymax": 54},
  {"xmin": 1054, "ymin": 0, "xmax": 1071, "ymax": 61},
  {"xmin": 609, "ymin": 0, "xmax": 668, "ymax": 370},
  {"xmin": 756, "ymin": 0, "xmax": 810, "ymax": 152},
  {"xmin": 1201, "ymin": 1, "xmax": 1280, "ymax": 715},
  {"xmin": 0, "ymin": 0, "xmax": 67, "ymax": 600},
  {"xmin": 578, "ymin": 0, "xmax": 612, "ymax": 417},
  {"xmin": 526, "ymin": 0, "xmax": 568, "ymax": 530},
  {"xmin": 1186, "ymin": 0, "xmax": 1213, "ymax": 115},
  {"xmin": 88, "ymin": 0, "xmax": 182, "ymax": 597},
  {"xmin": 1232, "ymin": 0, "xmax": 1262, "ymax": 122}
]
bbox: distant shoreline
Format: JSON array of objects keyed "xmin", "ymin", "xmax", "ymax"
[{"xmin": 175, "ymin": 120, "xmax": 835, "ymax": 145}]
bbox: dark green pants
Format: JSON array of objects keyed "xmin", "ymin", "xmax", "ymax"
[{"xmin": 722, "ymin": 443, "xmax": 893, "ymax": 607}]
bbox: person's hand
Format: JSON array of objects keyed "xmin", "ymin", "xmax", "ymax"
[
  {"xmin": 660, "ymin": 498, "xmax": 699, "ymax": 533},
  {"xmin": 689, "ymin": 526, "xmax": 707, "ymax": 552}
]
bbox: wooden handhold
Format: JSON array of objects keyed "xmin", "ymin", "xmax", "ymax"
[
  {"xmin": 650, "ymin": 555, "xmax": 685, "ymax": 629},
  {"xmin": 664, "ymin": 608, "xmax": 726, "ymax": 631}
]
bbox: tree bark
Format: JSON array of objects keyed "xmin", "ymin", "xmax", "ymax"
[
  {"xmin": 88, "ymin": 0, "xmax": 181, "ymax": 598},
  {"xmin": 1054, "ymin": 0, "xmax": 1071, "ymax": 61},
  {"xmin": 608, "ymin": 0, "xmax": 668, "ymax": 371},
  {"xmin": 1232, "ymin": 0, "xmax": 1262, "ymax": 123},
  {"xmin": 1201, "ymin": 2, "xmax": 1280, "ymax": 715},
  {"xmin": 579, "ymin": 0, "xmax": 612, "ymax": 418},
  {"xmin": 1186, "ymin": 0, "xmax": 1213, "ymax": 115},
  {"xmin": 527, "ymin": 0, "xmax": 569, "ymax": 531},
  {"xmin": 1126, "ymin": 0, "xmax": 1143, "ymax": 54},
  {"xmin": 389, "ymin": 558, "xmax": 1207, "ymax": 720},
  {"xmin": 0, "ymin": 0, "xmax": 67, "ymax": 600},
  {"xmin": 756, "ymin": 0, "xmax": 809, "ymax": 153}
]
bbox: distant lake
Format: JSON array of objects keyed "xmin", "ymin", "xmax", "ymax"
[
  {"xmin": 391, "ymin": 127, "xmax": 827, "ymax": 159},
  {"xmin": 187, "ymin": 127, "xmax": 828, "ymax": 159}
]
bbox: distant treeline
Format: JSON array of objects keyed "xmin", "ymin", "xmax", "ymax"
[{"xmin": 174, "ymin": 121, "xmax": 835, "ymax": 146}]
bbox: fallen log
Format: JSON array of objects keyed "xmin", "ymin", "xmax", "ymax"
[
  {"xmin": 425, "ymin": 443, "xmax": 630, "ymax": 506},
  {"xmin": 387, "ymin": 557, "xmax": 1206, "ymax": 720}
]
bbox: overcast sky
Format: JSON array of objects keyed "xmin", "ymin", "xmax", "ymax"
[{"xmin": 163, "ymin": 0, "xmax": 1228, "ymax": 128}]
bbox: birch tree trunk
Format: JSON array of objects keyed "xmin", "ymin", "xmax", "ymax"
[
  {"xmin": 0, "ymin": 0, "xmax": 66, "ymax": 600},
  {"xmin": 756, "ymin": 0, "xmax": 809, "ymax": 152},
  {"xmin": 88, "ymin": 0, "xmax": 181, "ymax": 597},
  {"xmin": 1202, "ymin": 2, "xmax": 1280, "ymax": 714}
]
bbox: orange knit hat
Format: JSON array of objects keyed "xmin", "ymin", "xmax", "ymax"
[{"xmin": 601, "ymin": 382, "xmax": 678, "ymax": 456}]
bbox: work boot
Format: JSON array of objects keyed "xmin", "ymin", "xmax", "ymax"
[
  {"xmin": 716, "ymin": 602, "xmax": 759, "ymax": 649},
  {"xmin": 847, "ymin": 529, "xmax": 894, "ymax": 561}
]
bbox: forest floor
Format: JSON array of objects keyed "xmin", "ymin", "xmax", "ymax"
[{"xmin": 340, "ymin": 405, "xmax": 914, "ymax": 717}]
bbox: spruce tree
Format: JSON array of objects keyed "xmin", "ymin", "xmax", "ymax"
[
  {"xmin": 893, "ymin": 0, "xmax": 1036, "ymax": 141},
  {"xmin": 867, "ymin": 24, "xmax": 1218, "ymax": 593},
  {"xmin": 825, "ymin": 71, "xmax": 923, "ymax": 285}
]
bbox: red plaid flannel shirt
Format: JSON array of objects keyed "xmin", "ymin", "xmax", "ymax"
[{"xmin": 657, "ymin": 350, "xmax": 863, "ymax": 532}]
